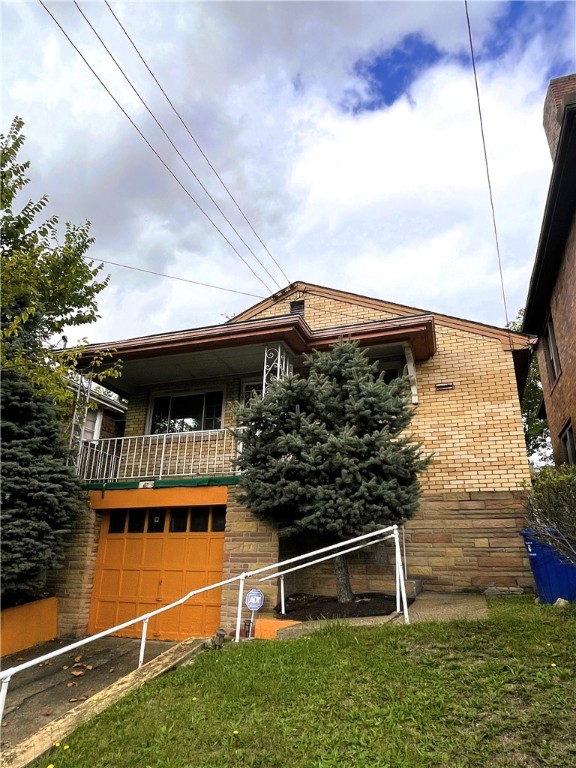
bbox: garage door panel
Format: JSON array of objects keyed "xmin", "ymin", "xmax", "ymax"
[
  {"xmin": 101, "ymin": 538, "xmax": 125, "ymax": 565},
  {"xmin": 124, "ymin": 539, "xmax": 144, "ymax": 565},
  {"xmin": 143, "ymin": 538, "xmax": 164, "ymax": 565},
  {"xmin": 118, "ymin": 569, "xmax": 141, "ymax": 597},
  {"xmin": 90, "ymin": 507, "xmax": 226, "ymax": 640},
  {"xmin": 139, "ymin": 570, "xmax": 162, "ymax": 597},
  {"xmin": 204, "ymin": 605, "xmax": 223, "ymax": 635},
  {"xmin": 161, "ymin": 571, "xmax": 184, "ymax": 599},
  {"xmin": 99, "ymin": 569, "xmax": 121, "ymax": 597},
  {"xmin": 185, "ymin": 538, "xmax": 210, "ymax": 568},
  {"xmin": 163, "ymin": 539, "xmax": 187, "ymax": 562},
  {"xmin": 208, "ymin": 538, "xmax": 225, "ymax": 567}
]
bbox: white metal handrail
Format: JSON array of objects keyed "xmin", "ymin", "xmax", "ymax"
[{"xmin": 0, "ymin": 525, "xmax": 408, "ymax": 723}]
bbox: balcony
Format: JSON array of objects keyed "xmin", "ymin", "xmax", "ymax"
[{"xmin": 77, "ymin": 429, "xmax": 241, "ymax": 483}]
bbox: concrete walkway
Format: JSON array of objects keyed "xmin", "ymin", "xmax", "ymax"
[{"xmin": 277, "ymin": 591, "xmax": 489, "ymax": 638}]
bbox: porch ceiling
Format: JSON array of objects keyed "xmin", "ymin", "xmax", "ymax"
[{"xmin": 79, "ymin": 313, "xmax": 436, "ymax": 397}]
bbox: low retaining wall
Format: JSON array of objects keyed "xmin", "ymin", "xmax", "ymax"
[{"xmin": 1, "ymin": 597, "xmax": 58, "ymax": 657}]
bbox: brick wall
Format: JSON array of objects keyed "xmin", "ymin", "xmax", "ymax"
[
  {"xmin": 536, "ymin": 210, "xmax": 576, "ymax": 462},
  {"xmin": 220, "ymin": 487, "xmax": 279, "ymax": 631},
  {"xmin": 543, "ymin": 74, "xmax": 576, "ymax": 158}
]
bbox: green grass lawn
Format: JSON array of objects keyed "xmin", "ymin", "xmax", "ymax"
[{"xmin": 35, "ymin": 598, "xmax": 576, "ymax": 768}]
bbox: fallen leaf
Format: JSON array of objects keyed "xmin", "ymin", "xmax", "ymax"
[
  {"xmin": 108, "ymin": 667, "xmax": 115, "ymax": 673},
  {"xmin": 71, "ymin": 670, "xmax": 85, "ymax": 677},
  {"xmin": 66, "ymin": 682, "xmax": 78, "ymax": 688},
  {"xmin": 68, "ymin": 698, "xmax": 79, "ymax": 703},
  {"xmin": 62, "ymin": 665, "xmax": 69, "ymax": 670},
  {"xmin": 42, "ymin": 710, "xmax": 53, "ymax": 716},
  {"xmin": 74, "ymin": 655, "xmax": 82, "ymax": 662},
  {"xmin": 84, "ymin": 664, "xmax": 93, "ymax": 671},
  {"xmin": 72, "ymin": 662, "xmax": 84, "ymax": 668}
]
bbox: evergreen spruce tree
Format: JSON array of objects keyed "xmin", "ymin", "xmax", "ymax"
[
  {"xmin": 235, "ymin": 341, "xmax": 429, "ymax": 602},
  {"xmin": 1, "ymin": 367, "xmax": 87, "ymax": 604}
]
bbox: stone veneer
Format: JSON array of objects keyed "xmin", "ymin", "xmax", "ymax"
[{"xmin": 219, "ymin": 486, "xmax": 279, "ymax": 630}]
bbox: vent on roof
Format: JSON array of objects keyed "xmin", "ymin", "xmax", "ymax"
[{"xmin": 290, "ymin": 300, "xmax": 305, "ymax": 317}]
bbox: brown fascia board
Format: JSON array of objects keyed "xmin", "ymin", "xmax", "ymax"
[
  {"xmin": 77, "ymin": 314, "xmax": 313, "ymax": 365},
  {"xmin": 78, "ymin": 312, "xmax": 437, "ymax": 367},
  {"xmin": 232, "ymin": 280, "xmax": 530, "ymax": 351},
  {"xmin": 523, "ymin": 100, "xmax": 576, "ymax": 334},
  {"xmin": 306, "ymin": 315, "xmax": 437, "ymax": 360}
]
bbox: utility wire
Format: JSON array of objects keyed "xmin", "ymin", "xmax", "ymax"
[
  {"xmin": 104, "ymin": 0, "xmax": 291, "ymax": 287},
  {"xmin": 464, "ymin": 0, "xmax": 511, "ymax": 331},
  {"xmin": 85, "ymin": 255, "xmax": 265, "ymax": 298},
  {"xmin": 39, "ymin": 0, "xmax": 273, "ymax": 294},
  {"xmin": 74, "ymin": 0, "xmax": 282, "ymax": 292}
]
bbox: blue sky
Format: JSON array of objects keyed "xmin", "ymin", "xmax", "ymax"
[
  {"xmin": 353, "ymin": 2, "xmax": 574, "ymax": 112},
  {"xmin": 2, "ymin": 1, "xmax": 575, "ymax": 342}
]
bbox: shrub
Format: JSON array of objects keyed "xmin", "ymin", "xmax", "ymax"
[{"xmin": 525, "ymin": 464, "xmax": 576, "ymax": 566}]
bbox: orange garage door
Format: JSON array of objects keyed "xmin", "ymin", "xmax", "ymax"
[{"xmin": 88, "ymin": 505, "xmax": 226, "ymax": 640}]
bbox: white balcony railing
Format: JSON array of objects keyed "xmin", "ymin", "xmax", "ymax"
[{"xmin": 77, "ymin": 429, "xmax": 240, "ymax": 482}]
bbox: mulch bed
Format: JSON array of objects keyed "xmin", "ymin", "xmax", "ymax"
[{"xmin": 274, "ymin": 592, "xmax": 413, "ymax": 622}]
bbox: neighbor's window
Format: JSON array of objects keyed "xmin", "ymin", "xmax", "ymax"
[
  {"xmin": 560, "ymin": 421, "xmax": 575, "ymax": 465},
  {"xmin": 542, "ymin": 316, "xmax": 561, "ymax": 385},
  {"xmin": 150, "ymin": 391, "xmax": 223, "ymax": 433}
]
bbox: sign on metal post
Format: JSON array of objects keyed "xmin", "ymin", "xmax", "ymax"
[
  {"xmin": 244, "ymin": 589, "xmax": 264, "ymax": 638},
  {"xmin": 245, "ymin": 588, "xmax": 265, "ymax": 611}
]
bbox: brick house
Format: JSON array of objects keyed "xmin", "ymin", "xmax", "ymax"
[
  {"xmin": 522, "ymin": 74, "xmax": 576, "ymax": 464},
  {"xmin": 57, "ymin": 282, "xmax": 534, "ymax": 640}
]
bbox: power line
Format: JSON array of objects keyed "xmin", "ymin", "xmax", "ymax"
[
  {"xmin": 104, "ymin": 0, "xmax": 291, "ymax": 287},
  {"xmin": 86, "ymin": 256, "xmax": 265, "ymax": 298},
  {"xmin": 464, "ymin": 0, "xmax": 511, "ymax": 331},
  {"xmin": 39, "ymin": 0, "xmax": 273, "ymax": 295},
  {"xmin": 73, "ymin": 0, "xmax": 283, "ymax": 292}
]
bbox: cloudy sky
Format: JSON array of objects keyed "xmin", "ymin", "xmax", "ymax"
[{"xmin": 2, "ymin": 0, "xmax": 575, "ymax": 344}]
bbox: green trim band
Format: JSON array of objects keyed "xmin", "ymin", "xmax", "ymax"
[{"xmin": 84, "ymin": 475, "xmax": 241, "ymax": 491}]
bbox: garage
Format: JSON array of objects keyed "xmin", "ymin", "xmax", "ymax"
[{"xmin": 88, "ymin": 505, "xmax": 226, "ymax": 640}]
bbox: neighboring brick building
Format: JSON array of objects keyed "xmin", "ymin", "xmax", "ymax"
[
  {"xmin": 523, "ymin": 74, "xmax": 576, "ymax": 464},
  {"xmin": 56, "ymin": 282, "xmax": 534, "ymax": 640}
]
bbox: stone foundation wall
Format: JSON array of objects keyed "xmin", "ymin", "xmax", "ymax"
[
  {"xmin": 49, "ymin": 500, "xmax": 103, "ymax": 638},
  {"xmin": 278, "ymin": 490, "xmax": 532, "ymax": 598},
  {"xmin": 220, "ymin": 487, "xmax": 279, "ymax": 632}
]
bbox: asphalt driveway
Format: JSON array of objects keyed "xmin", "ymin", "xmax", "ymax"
[{"xmin": 0, "ymin": 636, "xmax": 174, "ymax": 751}]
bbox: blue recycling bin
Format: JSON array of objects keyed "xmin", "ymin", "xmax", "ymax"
[{"xmin": 521, "ymin": 529, "xmax": 576, "ymax": 604}]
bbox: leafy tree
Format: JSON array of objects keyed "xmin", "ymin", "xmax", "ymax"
[
  {"xmin": 235, "ymin": 341, "xmax": 429, "ymax": 602},
  {"xmin": 525, "ymin": 465, "xmax": 576, "ymax": 567},
  {"xmin": 1, "ymin": 116, "xmax": 116, "ymax": 412},
  {"xmin": 0, "ymin": 369, "xmax": 88, "ymax": 604},
  {"xmin": 0, "ymin": 117, "xmax": 115, "ymax": 603},
  {"xmin": 509, "ymin": 310, "xmax": 552, "ymax": 464}
]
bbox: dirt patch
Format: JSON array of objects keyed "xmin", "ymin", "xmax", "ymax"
[{"xmin": 275, "ymin": 592, "xmax": 413, "ymax": 622}]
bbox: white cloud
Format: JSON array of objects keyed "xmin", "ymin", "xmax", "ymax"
[{"xmin": 2, "ymin": 1, "xmax": 574, "ymax": 342}]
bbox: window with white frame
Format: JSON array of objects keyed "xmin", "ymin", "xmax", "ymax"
[
  {"xmin": 242, "ymin": 381, "xmax": 263, "ymax": 406},
  {"xmin": 150, "ymin": 391, "xmax": 223, "ymax": 434}
]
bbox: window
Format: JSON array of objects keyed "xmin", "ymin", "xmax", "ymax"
[
  {"xmin": 150, "ymin": 391, "xmax": 223, "ymax": 433},
  {"xmin": 542, "ymin": 316, "xmax": 561, "ymax": 385},
  {"xmin": 560, "ymin": 421, "xmax": 575, "ymax": 465},
  {"xmin": 242, "ymin": 381, "xmax": 263, "ymax": 406},
  {"xmin": 108, "ymin": 506, "xmax": 227, "ymax": 534}
]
